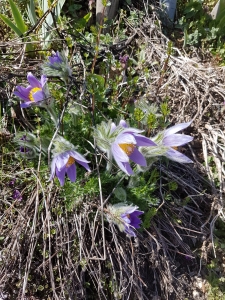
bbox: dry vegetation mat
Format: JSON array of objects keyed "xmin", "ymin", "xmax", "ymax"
[{"xmin": 0, "ymin": 8, "xmax": 225, "ymax": 300}]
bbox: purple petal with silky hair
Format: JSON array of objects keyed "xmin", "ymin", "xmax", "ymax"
[
  {"xmin": 69, "ymin": 150, "xmax": 90, "ymax": 163},
  {"xmin": 166, "ymin": 148, "xmax": 193, "ymax": 163},
  {"xmin": 119, "ymin": 120, "xmax": 128, "ymax": 128},
  {"xmin": 164, "ymin": 121, "xmax": 192, "ymax": 137},
  {"xmin": 55, "ymin": 153, "xmax": 69, "ymax": 171},
  {"xmin": 67, "ymin": 164, "xmax": 76, "ymax": 182},
  {"xmin": 33, "ymin": 90, "xmax": 46, "ymax": 102},
  {"xmin": 76, "ymin": 161, "xmax": 91, "ymax": 172},
  {"xmin": 110, "ymin": 122, "xmax": 117, "ymax": 133},
  {"xmin": 129, "ymin": 211, "xmax": 143, "ymax": 228},
  {"xmin": 115, "ymin": 159, "xmax": 134, "ymax": 175},
  {"xmin": 56, "ymin": 167, "xmax": 66, "ymax": 186},
  {"xmin": 129, "ymin": 148, "xmax": 147, "ymax": 166},
  {"xmin": 135, "ymin": 135, "xmax": 157, "ymax": 146},
  {"xmin": 20, "ymin": 102, "xmax": 32, "ymax": 108},
  {"xmin": 27, "ymin": 72, "xmax": 41, "ymax": 87},
  {"xmin": 40, "ymin": 75, "xmax": 47, "ymax": 87},
  {"xmin": 112, "ymin": 142, "xmax": 130, "ymax": 162},
  {"xmin": 163, "ymin": 134, "xmax": 193, "ymax": 147}
]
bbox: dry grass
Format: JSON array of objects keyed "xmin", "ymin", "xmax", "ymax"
[{"xmin": 0, "ymin": 6, "xmax": 225, "ymax": 300}]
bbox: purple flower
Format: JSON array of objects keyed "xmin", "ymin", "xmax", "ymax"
[
  {"xmin": 50, "ymin": 150, "xmax": 90, "ymax": 186},
  {"xmin": 48, "ymin": 51, "xmax": 63, "ymax": 65},
  {"xmin": 121, "ymin": 207, "xmax": 143, "ymax": 237},
  {"xmin": 162, "ymin": 121, "xmax": 193, "ymax": 163},
  {"xmin": 42, "ymin": 51, "xmax": 72, "ymax": 84},
  {"xmin": 119, "ymin": 54, "xmax": 129, "ymax": 65},
  {"xmin": 20, "ymin": 146, "xmax": 29, "ymax": 154},
  {"xmin": 19, "ymin": 135, "xmax": 29, "ymax": 153},
  {"xmin": 111, "ymin": 120, "xmax": 156, "ymax": 175},
  {"xmin": 12, "ymin": 189, "xmax": 22, "ymax": 201},
  {"xmin": 9, "ymin": 178, "xmax": 16, "ymax": 186},
  {"xmin": 107, "ymin": 203, "xmax": 143, "ymax": 237},
  {"xmin": 14, "ymin": 72, "xmax": 48, "ymax": 108}
]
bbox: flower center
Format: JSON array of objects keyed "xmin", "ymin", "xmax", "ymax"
[
  {"xmin": 29, "ymin": 87, "xmax": 42, "ymax": 101},
  {"xmin": 66, "ymin": 156, "xmax": 76, "ymax": 167},
  {"xmin": 119, "ymin": 143, "xmax": 135, "ymax": 156}
]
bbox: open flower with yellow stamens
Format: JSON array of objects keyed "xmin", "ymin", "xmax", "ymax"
[
  {"xmin": 50, "ymin": 136, "xmax": 90, "ymax": 186},
  {"xmin": 111, "ymin": 121, "xmax": 156, "ymax": 175},
  {"xmin": 111, "ymin": 128, "xmax": 155, "ymax": 175},
  {"xmin": 14, "ymin": 72, "xmax": 48, "ymax": 108},
  {"xmin": 50, "ymin": 150, "xmax": 91, "ymax": 186},
  {"xmin": 94, "ymin": 120, "xmax": 156, "ymax": 175}
]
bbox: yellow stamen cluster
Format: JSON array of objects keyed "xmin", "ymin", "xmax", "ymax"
[
  {"xmin": 29, "ymin": 87, "xmax": 42, "ymax": 101},
  {"xmin": 66, "ymin": 156, "xmax": 76, "ymax": 167},
  {"xmin": 119, "ymin": 143, "xmax": 135, "ymax": 156}
]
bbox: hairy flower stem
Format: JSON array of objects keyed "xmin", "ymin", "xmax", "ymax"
[
  {"xmin": 45, "ymin": 105, "xmax": 58, "ymax": 127},
  {"xmin": 106, "ymin": 150, "xmax": 113, "ymax": 173}
]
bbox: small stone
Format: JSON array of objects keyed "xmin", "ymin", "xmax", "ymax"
[{"xmin": 193, "ymin": 290, "xmax": 199, "ymax": 298}]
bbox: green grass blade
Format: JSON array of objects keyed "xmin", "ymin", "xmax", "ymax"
[
  {"xmin": 0, "ymin": 14, "xmax": 22, "ymax": 36},
  {"xmin": 27, "ymin": 0, "xmax": 37, "ymax": 25},
  {"xmin": 56, "ymin": 0, "xmax": 66, "ymax": 17},
  {"xmin": 9, "ymin": 0, "xmax": 27, "ymax": 33}
]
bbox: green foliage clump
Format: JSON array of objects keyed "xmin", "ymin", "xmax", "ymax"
[{"xmin": 177, "ymin": 0, "xmax": 225, "ymax": 62}]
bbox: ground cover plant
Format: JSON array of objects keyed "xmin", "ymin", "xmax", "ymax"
[{"xmin": 0, "ymin": 0, "xmax": 225, "ymax": 299}]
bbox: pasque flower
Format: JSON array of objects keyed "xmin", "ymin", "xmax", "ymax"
[
  {"xmin": 111, "ymin": 120, "xmax": 156, "ymax": 175},
  {"xmin": 50, "ymin": 150, "xmax": 90, "ymax": 186},
  {"xmin": 42, "ymin": 51, "xmax": 72, "ymax": 83},
  {"xmin": 14, "ymin": 72, "xmax": 48, "ymax": 108},
  {"xmin": 153, "ymin": 120, "xmax": 193, "ymax": 163},
  {"xmin": 94, "ymin": 120, "xmax": 156, "ymax": 175},
  {"xmin": 107, "ymin": 203, "xmax": 143, "ymax": 237},
  {"xmin": 48, "ymin": 51, "xmax": 63, "ymax": 65},
  {"xmin": 12, "ymin": 189, "xmax": 22, "ymax": 201}
]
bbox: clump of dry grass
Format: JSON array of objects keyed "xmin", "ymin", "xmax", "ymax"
[
  {"xmin": 0, "ymin": 161, "xmax": 213, "ymax": 299},
  {"xmin": 0, "ymin": 5, "xmax": 224, "ymax": 300}
]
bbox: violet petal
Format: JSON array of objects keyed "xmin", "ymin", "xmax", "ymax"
[
  {"xmin": 135, "ymin": 135, "xmax": 157, "ymax": 146},
  {"xmin": 164, "ymin": 121, "xmax": 192, "ymax": 137},
  {"xmin": 112, "ymin": 143, "xmax": 129, "ymax": 162},
  {"xmin": 27, "ymin": 72, "xmax": 41, "ymax": 88},
  {"xmin": 163, "ymin": 134, "xmax": 193, "ymax": 147},
  {"xmin": 20, "ymin": 102, "xmax": 32, "ymax": 108},
  {"xmin": 66, "ymin": 163, "xmax": 76, "ymax": 182},
  {"xmin": 166, "ymin": 148, "xmax": 193, "ymax": 163},
  {"xmin": 32, "ymin": 90, "xmax": 45, "ymax": 102},
  {"xmin": 129, "ymin": 147, "xmax": 147, "ymax": 166},
  {"xmin": 56, "ymin": 166, "xmax": 66, "ymax": 186}
]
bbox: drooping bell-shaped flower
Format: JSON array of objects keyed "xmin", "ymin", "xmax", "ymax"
[
  {"xmin": 50, "ymin": 136, "xmax": 90, "ymax": 186},
  {"xmin": 50, "ymin": 150, "xmax": 91, "ymax": 186},
  {"xmin": 14, "ymin": 72, "xmax": 49, "ymax": 108},
  {"xmin": 42, "ymin": 51, "xmax": 72, "ymax": 83},
  {"xmin": 94, "ymin": 120, "xmax": 156, "ymax": 175},
  {"xmin": 106, "ymin": 203, "xmax": 143, "ymax": 237}
]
